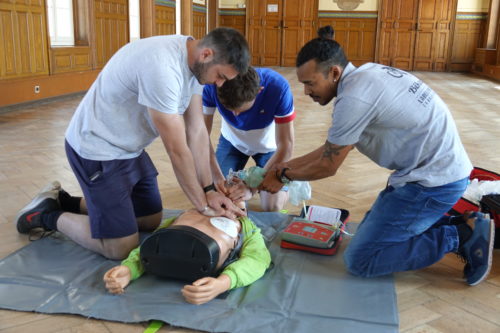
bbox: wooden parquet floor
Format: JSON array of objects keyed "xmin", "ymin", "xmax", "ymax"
[{"xmin": 0, "ymin": 69, "xmax": 499, "ymax": 332}]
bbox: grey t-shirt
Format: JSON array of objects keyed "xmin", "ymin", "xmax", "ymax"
[
  {"xmin": 328, "ymin": 63, "xmax": 472, "ymax": 187},
  {"xmin": 65, "ymin": 35, "xmax": 204, "ymax": 160}
]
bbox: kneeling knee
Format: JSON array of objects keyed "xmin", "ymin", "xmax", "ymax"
[
  {"xmin": 102, "ymin": 238, "xmax": 139, "ymax": 260},
  {"xmin": 261, "ymin": 201, "xmax": 284, "ymax": 212},
  {"xmin": 343, "ymin": 251, "xmax": 371, "ymax": 278},
  {"xmin": 102, "ymin": 247, "xmax": 132, "ymax": 260},
  {"xmin": 260, "ymin": 192, "xmax": 287, "ymax": 212}
]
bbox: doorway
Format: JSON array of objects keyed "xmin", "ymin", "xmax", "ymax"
[
  {"xmin": 246, "ymin": 0, "xmax": 318, "ymax": 67},
  {"xmin": 377, "ymin": 0, "xmax": 457, "ymax": 71}
]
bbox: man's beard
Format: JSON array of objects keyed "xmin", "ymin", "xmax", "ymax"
[{"xmin": 191, "ymin": 60, "xmax": 213, "ymax": 84}]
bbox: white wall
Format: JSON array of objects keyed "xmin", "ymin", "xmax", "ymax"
[
  {"xmin": 218, "ymin": 0, "xmax": 488, "ymax": 12},
  {"xmin": 319, "ymin": 0, "xmax": 378, "ymax": 11},
  {"xmin": 457, "ymin": 0, "xmax": 489, "ymax": 12},
  {"xmin": 219, "ymin": 0, "xmax": 245, "ymax": 8}
]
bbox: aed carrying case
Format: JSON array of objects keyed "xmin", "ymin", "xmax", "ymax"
[{"xmin": 280, "ymin": 207, "xmax": 350, "ymax": 255}]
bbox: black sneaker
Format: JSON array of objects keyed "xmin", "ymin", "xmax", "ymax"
[
  {"xmin": 16, "ymin": 198, "xmax": 60, "ymax": 233},
  {"xmin": 15, "ymin": 181, "xmax": 61, "ymax": 234}
]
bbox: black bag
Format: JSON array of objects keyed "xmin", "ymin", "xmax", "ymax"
[{"xmin": 480, "ymin": 194, "xmax": 500, "ymax": 248}]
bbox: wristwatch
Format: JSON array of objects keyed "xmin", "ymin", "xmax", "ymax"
[
  {"xmin": 279, "ymin": 167, "xmax": 292, "ymax": 184},
  {"xmin": 203, "ymin": 183, "xmax": 216, "ymax": 193}
]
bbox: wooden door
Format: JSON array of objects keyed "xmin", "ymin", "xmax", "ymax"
[
  {"xmin": 246, "ymin": 0, "xmax": 264, "ymax": 65},
  {"xmin": 413, "ymin": 0, "xmax": 455, "ymax": 71},
  {"xmin": 246, "ymin": 0, "xmax": 282, "ymax": 66},
  {"xmin": 377, "ymin": 0, "xmax": 419, "ymax": 70},
  {"xmin": 281, "ymin": 0, "xmax": 318, "ymax": 67},
  {"xmin": 261, "ymin": 0, "xmax": 282, "ymax": 66},
  {"xmin": 378, "ymin": 0, "xmax": 456, "ymax": 71},
  {"xmin": 94, "ymin": 0, "xmax": 129, "ymax": 69},
  {"xmin": 246, "ymin": 0, "xmax": 318, "ymax": 67}
]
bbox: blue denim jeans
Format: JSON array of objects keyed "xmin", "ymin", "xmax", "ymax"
[
  {"xmin": 343, "ymin": 177, "xmax": 468, "ymax": 277},
  {"xmin": 215, "ymin": 135, "xmax": 274, "ymax": 177}
]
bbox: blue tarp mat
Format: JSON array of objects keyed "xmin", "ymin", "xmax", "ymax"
[{"xmin": 0, "ymin": 210, "xmax": 399, "ymax": 333}]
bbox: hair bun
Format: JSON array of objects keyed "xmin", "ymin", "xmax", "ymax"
[{"xmin": 317, "ymin": 26, "xmax": 334, "ymax": 40}]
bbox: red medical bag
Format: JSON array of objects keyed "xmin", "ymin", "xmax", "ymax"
[
  {"xmin": 448, "ymin": 167, "xmax": 500, "ymax": 226},
  {"xmin": 448, "ymin": 167, "xmax": 500, "ymax": 247}
]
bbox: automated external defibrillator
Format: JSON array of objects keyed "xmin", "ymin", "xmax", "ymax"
[
  {"xmin": 281, "ymin": 206, "xmax": 350, "ymax": 255},
  {"xmin": 140, "ymin": 225, "xmax": 242, "ymax": 283}
]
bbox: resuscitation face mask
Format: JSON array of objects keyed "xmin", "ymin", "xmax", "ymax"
[{"xmin": 140, "ymin": 225, "xmax": 244, "ymax": 283}]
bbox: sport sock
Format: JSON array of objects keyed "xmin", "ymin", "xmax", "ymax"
[{"xmin": 58, "ymin": 189, "xmax": 82, "ymax": 214}]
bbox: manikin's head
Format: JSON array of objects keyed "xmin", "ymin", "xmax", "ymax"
[
  {"xmin": 216, "ymin": 66, "xmax": 263, "ymax": 116},
  {"xmin": 191, "ymin": 27, "xmax": 250, "ymax": 87},
  {"xmin": 295, "ymin": 25, "xmax": 348, "ymax": 106}
]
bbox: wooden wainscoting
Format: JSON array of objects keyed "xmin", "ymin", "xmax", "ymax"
[
  {"xmin": 450, "ymin": 12, "xmax": 487, "ymax": 72},
  {"xmin": 0, "ymin": 0, "xmax": 49, "ymax": 79},
  {"xmin": 155, "ymin": 0, "xmax": 176, "ymax": 35},
  {"xmin": 49, "ymin": 47, "xmax": 93, "ymax": 74},
  {"xmin": 319, "ymin": 11, "xmax": 378, "ymax": 66},
  {"xmin": 192, "ymin": 4, "xmax": 207, "ymax": 39},
  {"xmin": 473, "ymin": 48, "xmax": 497, "ymax": 73},
  {"xmin": 0, "ymin": 70, "xmax": 99, "ymax": 107},
  {"xmin": 219, "ymin": 8, "xmax": 245, "ymax": 36},
  {"xmin": 94, "ymin": 0, "xmax": 129, "ymax": 69}
]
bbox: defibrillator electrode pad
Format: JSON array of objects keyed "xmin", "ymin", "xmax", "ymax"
[
  {"xmin": 210, "ymin": 217, "xmax": 239, "ymax": 238},
  {"xmin": 140, "ymin": 225, "xmax": 220, "ymax": 283}
]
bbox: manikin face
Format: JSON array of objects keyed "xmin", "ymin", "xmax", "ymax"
[
  {"xmin": 192, "ymin": 59, "xmax": 239, "ymax": 87},
  {"xmin": 297, "ymin": 59, "xmax": 338, "ymax": 106},
  {"xmin": 172, "ymin": 209, "xmax": 241, "ymax": 269}
]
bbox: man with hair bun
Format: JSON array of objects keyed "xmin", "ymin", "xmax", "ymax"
[{"xmin": 260, "ymin": 26, "xmax": 494, "ymax": 287}]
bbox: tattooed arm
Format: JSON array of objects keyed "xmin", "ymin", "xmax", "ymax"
[
  {"xmin": 259, "ymin": 141, "xmax": 353, "ymax": 193},
  {"xmin": 285, "ymin": 141, "xmax": 353, "ymax": 180}
]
